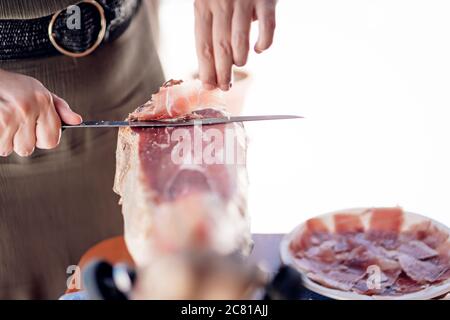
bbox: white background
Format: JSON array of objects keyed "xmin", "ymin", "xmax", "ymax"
[{"xmin": 158, "ymin": 0, "xmax": 450, "ymax": 233}]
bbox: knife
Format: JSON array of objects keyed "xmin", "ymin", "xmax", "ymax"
[{"xmin": 62, "ymin": 115, "xmax": 303, "ymax": 129}]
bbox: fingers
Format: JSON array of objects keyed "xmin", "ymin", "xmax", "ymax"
[
  {"xmin": 13, "ymin": 122, "xmax": 36, "ymax": 157},
  {"xmin": 35, "ymin": 93, "xmax": 82, "ymax": 150},
  {"xmin": 195, "ymin": 2, "xmax": 217, "ymax": 90},
  {"xmin": 36, "ymin": 102, "xmax": 61, "ymax": 150},
  {"xmin": 212, "ymin": 2, "xmax": 234, "ymax": 91},
  {"xmin": 0, "ymin": 70, "xmax": 78, "ymax": 157},
  {"xmin": 231, "ymin": 4, "xmax": 252, "ymax": 67},
  {"xmin": 254, "ymin": 1, "xmax": 276, "ymax": 53},
  {"xmin": 194, "ymin": 0, "xmax": 276, "ymax": 90},
  {"xmin": 0, "ymin": 94, "xmax": 79, "ymax": 156},
  {"xmin": 0, "ymin": 126, "xmax": 16, "ymax": 157},
  {"xmin": 52, "ymin": 94, "xmax": 82, "ymax": 125},
  {"xmin": 0, "ymin": 106, "xmax": 15, "ymax": 157}
]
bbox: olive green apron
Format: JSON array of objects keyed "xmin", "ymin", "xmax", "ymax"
[{"xmin": 0, "ymin": 1, "xmax": 165, "ymax": 299}]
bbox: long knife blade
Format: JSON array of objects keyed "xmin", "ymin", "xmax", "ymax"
[{"xmin": 62, "ymin": 115, "xmax": 303, "ymax": 129}]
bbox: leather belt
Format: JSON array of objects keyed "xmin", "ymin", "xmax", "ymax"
[{"xmin": 0, "ymin": 0, "xmax": 142, "ymax": 60}]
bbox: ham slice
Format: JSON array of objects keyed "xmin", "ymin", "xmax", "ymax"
[
  {"xmin": 393, "ymin": 274, "xmax": 429, "ymax": 294},
  {"xmin": 398, "ymin": 255, "xmax": 447, "ymax": 284},
  {"xmin": 306, "ymin": 218, "xmax": 329, "ymax": 233},
  {"xmin": 366, "ymin": 208, "xmax": 404, "ymax": 250},
  {"xmin": 397, "ymin": 241, "xmax": 438, "ymax": 260},
  {"xmin": 307, "ymin": 269, "xmax": 366, "ymax": 291},
  {"xmin": 128, "ymin": 80, "xmax": 225, "ymax": 121},
  {"xmin": 369, "ymin": 207, "xmax": 404, "ymax": 233},
  {"xmin": 402, "ymin": 221, "xmax": 449, "ymax": 249},
  {"xmin": 290, "ymin": 218, "xmax": 331, "ymax": 252},
  {"xmin": 334, "ymin": 214, "xmax": 364, "ymax": 234},
  {"xmin": 114, "ymin": 80, "xmax": 251, "ymax": 265}
]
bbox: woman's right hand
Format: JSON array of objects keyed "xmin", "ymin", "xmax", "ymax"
[{"xmin": 0, "ymin": 69, "xmax": 82, "ymax": 157}]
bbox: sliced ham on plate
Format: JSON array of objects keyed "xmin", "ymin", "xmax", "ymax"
[
  {"xmin": 398, "ymin": 254, "xmax": 447, "ymax": 284},
  {"xmin": 397, "ymin": 241, "xmax": 438, "ymax": 260},
  {"xmin": 286, "ymin": 208, "xmax": 450, "ymax": 297}
]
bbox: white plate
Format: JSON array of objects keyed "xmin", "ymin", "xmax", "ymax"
[{"xmin": 280, "ymin": 208, "xmax": 450, "ymax": 300}]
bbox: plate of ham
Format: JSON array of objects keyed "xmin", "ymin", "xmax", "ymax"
[{"xmin": 280, "ymin": 208, "xmax": 450, "ymax": 299}]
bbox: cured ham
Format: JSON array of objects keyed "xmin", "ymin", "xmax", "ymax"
[
  {"xmin": 398, "ymin": 255, "xmax": 446, "ymax": 284},
  {"xmin": 369, "ymin": 207, "xmax": 404, "ymax": 233},
  {"xmin": 131, "ymin": 251, "xmax": 265, "ymax": 300},
  {"xmin": 128, "ymin": 80, "xmax": 225, "ymax": 121},
  {"xmin": 334, "ymin": 213, "xmax": 364, "ymax": 234},
  {"xmin": 289, "ymin": 208, "xmax": 450, "ymax": 296},
  {"xmin": 114, "ymin": 80, "xmax": 251, "ymax": 266},
  {"xmin": 402, "ymin": 220, "xmax": 449, "ymax": 249},
  {"xmin": 397, "ymin": 241, "xmax": 438, "ymax": 260}
]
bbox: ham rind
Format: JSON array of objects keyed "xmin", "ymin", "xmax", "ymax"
[
  {"xmin": 334, "ymin": 214, "xmax": 364, "ymax": 234},
  {"xmin": 114, "ymin": 80, "xmax": 251, "ymax": 265}
]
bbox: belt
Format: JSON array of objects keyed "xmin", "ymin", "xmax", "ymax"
[{"xmin": 0, "ymin": 0, "xmax": 142, "ymax": 60}]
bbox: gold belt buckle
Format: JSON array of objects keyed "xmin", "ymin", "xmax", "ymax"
[{"xmin": 48, "ymin": 0, "xmax": 107, "ymax": 58}]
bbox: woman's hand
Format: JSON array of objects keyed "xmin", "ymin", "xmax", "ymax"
[
  {"xmin": 194, "ymin": 0, "xmax": 277, "ymax": 91},
  {"xmin": 0, "ymin": 69, "xmax": 82, "ymax": 157}
]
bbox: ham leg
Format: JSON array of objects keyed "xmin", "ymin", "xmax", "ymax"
[{"xmin": 113, "ymin": 80, "xmax": 252, "ymax": 266}]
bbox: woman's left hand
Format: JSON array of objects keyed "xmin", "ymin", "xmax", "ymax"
[{"xmin": 194, "ymin": 0, "xmax": 277, "ymax": 91}]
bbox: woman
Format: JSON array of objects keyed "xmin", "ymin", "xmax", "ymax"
[{"xmin": 0, "ymin": 0, "xmax": 276, "ymax": 299}]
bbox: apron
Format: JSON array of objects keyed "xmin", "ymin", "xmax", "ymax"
[{"xmin": 0, "ymin": 1, "xmax": 165, "ymax": 299}]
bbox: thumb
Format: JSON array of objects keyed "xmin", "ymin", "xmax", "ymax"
[{"xmin": 52, "ymin": 94, "xmax": 83, "ymax": 125}]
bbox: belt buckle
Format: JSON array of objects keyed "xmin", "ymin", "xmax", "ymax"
[{"xmin": 48, "ymin": 0, "xmax": 107, "ymax": 58}]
